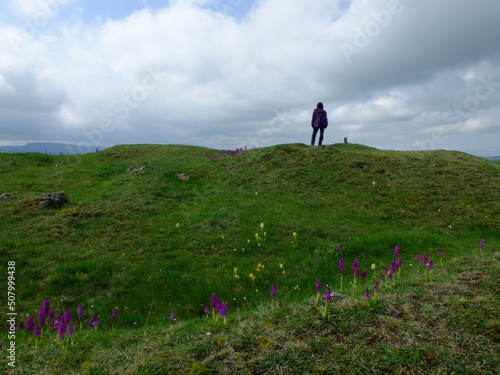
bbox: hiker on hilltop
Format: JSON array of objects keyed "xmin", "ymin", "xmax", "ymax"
[{"xmin": 311, "ymin": 102, "xmax": 328, "ymax": 146}]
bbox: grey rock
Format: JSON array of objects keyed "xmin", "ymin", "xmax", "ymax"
[
  {"xmin": 330, "ymin": 292, "xmax": 348, "ymax": 301},
  {"xmin": 39, "ymin": 191, "xmax": 71, "ymax": 208},
  {"xmin": 125, "ymin": 166, "xmax": 145, "ymax": 174}
]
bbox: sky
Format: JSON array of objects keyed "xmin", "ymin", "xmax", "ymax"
[{"xmin": 1, "ymin": 0, "xmax": 500, "ymax": 156}]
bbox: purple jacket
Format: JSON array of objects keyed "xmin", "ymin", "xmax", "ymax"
[{"xmin": 311, "ymin": 108, "xmax": 328, "ymax": 128}]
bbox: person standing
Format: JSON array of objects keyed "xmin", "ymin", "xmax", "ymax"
[{"xmin": 311, "ymin": 102, "xmax": 328, "ymax": 146}]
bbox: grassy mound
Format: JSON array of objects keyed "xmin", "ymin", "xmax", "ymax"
[{"xmin": 1, "ymin": 143, "xmax": 498, "ymax": 374}]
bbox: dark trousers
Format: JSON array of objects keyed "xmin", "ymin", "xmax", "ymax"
[{"xmin": 311, "ymin": 127, "xmax": 325, "ymax": 146}]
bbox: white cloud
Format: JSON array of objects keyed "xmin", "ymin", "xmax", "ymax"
[
  {"xmin": 9, "ymin": 0, "xmax": 76, "ymax": 18},
  {"xmin": 1, "ymin": 0, "xmax": 500, "ymax": 155},
  {"xmin": 424, "ymin": 117, "xmax": 500, "ymax": 136},
  {"xmin": 10, "ymin": 0, "xmax": 52, "ymax": 18},
  {"xmin": 333, "ymin": 92, "xmax": 413, "ymax": 125},
  {"xmin": 0, "ymin": 73, "xmax": 15, "ymax": 93}
]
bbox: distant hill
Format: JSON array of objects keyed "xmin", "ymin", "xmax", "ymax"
[
  {"xmin": 483, "ymin": 155, "xmax": 500, "ymax": 161},
  {"xmin": 0, "ymin": 142, "xmax": 107, "ymax": 154}
]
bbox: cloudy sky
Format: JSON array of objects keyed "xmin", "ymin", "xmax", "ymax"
[{"xmin": 1, "ymin": 0, "xmax": 500, "ymax": 156}]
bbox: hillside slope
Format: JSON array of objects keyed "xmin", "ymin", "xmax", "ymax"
[
  {"xmin": 1, "ymin": 143, "xmax": 499, "ymax": 315},
  {"xmin": 1, "ymin": 143, "xmax": 499, "ymax": 374}
]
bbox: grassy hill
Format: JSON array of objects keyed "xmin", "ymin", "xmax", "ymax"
[
  {"xmin": 0, "ymin": 142, "xmax": 108, "ymax": 154},
  {"xmin": 1, "ymin": 143, "xmax": 499, "ymax": 374},
  {"xmin": 484, "ymin": 155, "xmax": 500, "ymax": 162}
]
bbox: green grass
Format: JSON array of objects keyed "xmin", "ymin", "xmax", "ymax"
[{"xmin": 1, "ymin": 143, "xmax": 499, "ymax": 374}]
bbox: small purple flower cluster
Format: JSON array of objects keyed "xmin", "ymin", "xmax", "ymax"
[
  {"xmin": 381, "ymin": 245, "xmax": 403, "ymax": 281},
  {"xmin": 390, "ymin": 258, "xmax": 403, "ymax": 277},
  {"xmin": 371, "ymin": 245, "xmax": 405, "ymax": 293},
  {"xmin": 19, "ymin": 300, "xmax": 117, "ymax": 343},
  {"xmin": 392, "ymin": 244, "xmax": 403, "ymax": 267},
  {"xmin": 78, "ymin": 304, "xmax": 84, "ymax": 320},
  {"xmin": 322, "ymin": 287, "xmax": 332, "ymax": 301},
  {"xmin": 21, "ymin": 300, "xmax": 76, "ymax": 341},
  {"xmin": 88, "ymin": 313, "xmax": 100, "ymax": 327},
  {"xmin": 335, "ymin": 243, "xmax": 343, "ymax": 255},
  {"xmin": 315, "ymin": 280, "xmax": 322, "ymax": 292},
  {"xmin": 338, "ymin": 258, "xmax": 346, "ymax": 291},
  {"xmin": 315, "ymin": 282, "xmax": 334, "ymax": 317},
  {"xmin": 415, "ymin": 253, "xmax": 436, "ymax": 281},
  {"xmin": 270, "ymin": 285, "xmax": 277, "ymax": 299},
  {"xmin": 352, "ymin": 259, "xmax": 360, "ymax": 278},
  {"xmin": 339, "ymin": 258, "xmax": 346, "ymax": 273},
  {"xmin": 207, "ymin": 293, "xmax": 229, "ymax": 318},
  {"xmin": 364, "ymin": 289, "xmax": 371, "ymax": 299},
  {"xmin": 351, "ymin": 259, "xmax": 363, "ymax": 292},
  {"xmin": 416, "ymin": 253, "xmax": 434, "ymax": 270},
  {"xmin": 373, "ymin": 280, "xmax": 380, "ymax": 293},
  {"xmin": 394, "ymin": 244, "xmax": 401, "ymax": 258},
  {"xmin": 37, "ymin": 299, "xmax": 51, "ymax": 326},
  {"xmin": 270, "ymin": 285, "xmax": 282, "ymax": 308},
  {"xmin": 438, "ymin": 249, "xmax": 444, "ymax": 267},
  {"xmin": 205, "ymin": 147, "xmax": 250, "ymax": 161}
]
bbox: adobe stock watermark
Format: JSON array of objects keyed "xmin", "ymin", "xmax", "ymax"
[
  {"xmin": 6, "ymin": 261, "xmax": 17, "ymax": 368},
  {"xmin": 339, "ymin": 0, "xmax": 411, "ymax": 63},
  {"xmin": 8, "ymin": 0, "xmax": 72, "ymax": 52},
  {"xmin": 237, "ymin": 107, "xmax": 299, "ymax": 149},
  {"xmin": 442, "ymin": 73, "xmax": 500, "ymax": 123},
  {"xmin": 65, "ymin": 64, "xmax": 168, "ymax": 156},
  {"xmin": 414, "ymin": 73, "xmax": 500, "ymax": 151}
]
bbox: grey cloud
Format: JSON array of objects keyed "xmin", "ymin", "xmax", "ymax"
[{"xmin": 1, "ymin": 0, "xmax": 499, "ymax": 155}]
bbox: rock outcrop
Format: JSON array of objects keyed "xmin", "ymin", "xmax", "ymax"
[
  {"xmin": 39, "ymin": 191, "xmax": 71, "ymax": 208},
  {"xmin": 125, "ymin": 166, "xmax": 145, "ymax": 174}
]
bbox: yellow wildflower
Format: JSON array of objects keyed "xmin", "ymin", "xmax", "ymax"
[
  {"xmin": 234, "ymin": 274, "xmax": 240, "ymax": 279},
  {"xmin": 175, "ymin": 223, "xmax": 180, "ymax": 229},
  {"xmin": 260, "ymin": 222, "xmax": 265, "ymax": 230},
  {"xmin": 249, "ymin": 273, "xmax": 256, "ymax": 281},
  {"xmin": 233, "ymin": 268, "xmax": 238, "ymax": 274},
  {"xmin": 371, "ymin": 263, "xmax": 377, "ymax": 271}
]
